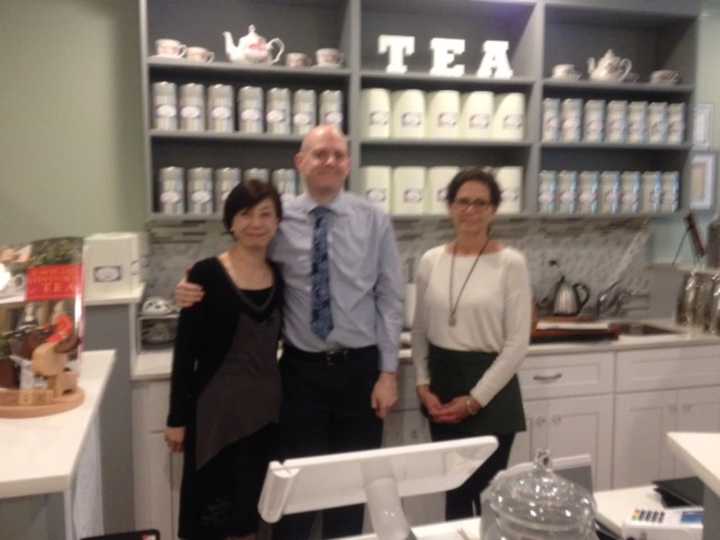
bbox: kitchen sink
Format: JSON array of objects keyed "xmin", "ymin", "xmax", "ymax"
[{"xmin": 609, "ymin": 322, "xmax": 681, "ymax": 336}]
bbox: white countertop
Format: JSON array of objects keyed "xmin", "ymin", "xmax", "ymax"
[
  {"xmin": 84, "ymin": 283, "xmax": 145, "ymax": 307},
  {"xmin": 133, "ymin": 319, "xmax": 720, "ymax": 381},
  {"xmin": 667, "ymin": 432, "xmax": 720, "ymax": 497},
  {"xmin": 0, "ymin": 350, "xmax": 116, "ymax": 499}
]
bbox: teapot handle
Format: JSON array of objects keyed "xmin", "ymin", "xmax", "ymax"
[
  {"xmin": 619, "ymin": 58, "xmax": 632, "ymax": 81},
  {"xmin": 268, "ymin": 38, "xmax": 285, "ymax": 64},
  {"xmin": 574, "ymin": 283, "xmax": 591, "ymax": 310}
]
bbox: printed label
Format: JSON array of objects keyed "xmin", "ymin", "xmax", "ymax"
[
  {"xmin": 469, "ymin": 113, "xmax": 491, "ymax": 129},
  {"xmin": 369, "ymin": 111, "xmax": 389, "ymax": 126},
  {"xmin": 400, "ymin": 112, "xmax": 422, "ymax": 127},
  {"xmin": 267, "ymin": 109, "xmax": 287, "ymax": 123},
  {"xmin": 156, "ymin": 104, "xmax": 176, "ymax": 118},
  {"xmin": 403, "ymin": 188, "xmax": 423, "ymax": 203},
  {"xmin": 366, "ymin": 189, "xmax": 387, "ymax": 203},
  {"xmin": 180, "ymin": 106, "xmax": 200, "ymax": 119},
  {"xmin": 438, "ymin": 112, "xmax": 458, "ymax": 127},
  {"xmin": 294, "ymin": 112, "xmax": 311, "ymax": 126},
  {"xmin": 323, "ymin": 111, "xmax": 343, "ymax": 125},
  {"xmin": 211, "ymin": 106, "xmax": 232, "ymax": 119},
  {"xmin": 160, "ymin": 191, "xmax": 181, "ymax": 204},
  {"xmin": 241, "ymin": 109, "xmax": 261, "ymax": 121},
  {"xmin": 94, "ymin": 265, "xmax": 122, "ymax": 283},
  {"xmin": 191, "ymin": 191, "xmax": 211, "ymax": 204},
  {"xmin": 503, "ymin": 113, "xmax": 523, "ymax": 129}
]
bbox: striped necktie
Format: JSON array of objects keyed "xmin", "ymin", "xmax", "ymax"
[{"xmin": 310, "ymin": 206, "xmax": 333, "ymax": 340}]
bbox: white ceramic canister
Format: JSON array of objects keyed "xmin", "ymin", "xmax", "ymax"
[
  {"xmin": 179, "ymin": 83, "xmax": 206, "ymax": 131},
  {"xmin": 538, "ymin": 170, "xmax": 557, "ymax": 214},
  {"xmin": 556, "ymin": 170, "xmax": 578, "ymax": 214},
  {"xmin": 599, "ymin": 171, "xmax": 621, "ymax": 214},
  {"xmin": 583, "ymin": 100, "xmax": 605, "ymax": 143},
  {"xmin": 391, "ymin": 90, "xmax": 426, "ymax": 138},
  {"xmin": 660, "ymin": 171, "xmax": 680, "ymax": 212},
  {"xmin": 577, "ymin": 171, "xmax": 600, "ymax": 214},
  {"xmin": 157, "ymin": 166, "xmax": 185, "ymax": 215},
  {"xmin": 606, "ymin": 100, "xmax": 628, "ymax": 143},
  {"xmin": 207, "ymin": 84, "xmax": 234, "ymax": 133},
  {"xmin": 360, "ymin": 166, "xmax": 392, "ymax": 213},
  {"xmin": 648, "ymin": 102, "xmax": 669, "ymax": 143},
  {"xmin": 152, "ymin": 82, "xmax": 178, "ymax": 131},
  {"xmin": 619, "ymin": 171, "xmax": 641, "ymax": 213},
  {"xmin": 427, "ymin": 90, "xmax": 461, "ymax": 139},
  {"xmin": 292, "ymin": 89, "xmax": 317, "ymax": 136},
  {"xmin": 392, "ymin": 166, "xmax": 426, "ymax": 215},
  {"xmin": 272, "ymin": 169, "xmax": 298, "ymax": 205},
  {"xmin": 360, "ymin": 88, "xmax": 391, "ymax": 138},
  {"xmin": 238, "ymin": 86, "xmax": 264, "ymax": 134},
  {"xmin": 425, "ymin": 166, "xmax": 460, "ymax": 215},
  {"xmin": 641, "ymin": 171, "xmax": 662, "ymax": 213},
  {"xmin": 244, "ymin": 168, "xmax": 270, "ymax": 183},
  {"xmin": 266, "ymin": 88, "xmax": 291, "ymax": 135},
  {"xmin": 214, "ymin": 168, "xmax": 240, "ymax": 212},
  {"xmin": 492, "ymin": 93, "xmax": 525, "ymax": 140},
  {"xmin": 461, "ymin": 91, "xmax": 494, "ymax": 140},
  {"xmin": 495, "ymin": 166, "xmax": 523, "ymax": 214},
  {"xmin": 319, "ymin": 90, "xmax": 344, "ymax": 131},
  {"xmin": 668, "ymin": 103, "xmax": 685, "ymax": 144},
  {"xmin": 628, "ymin": 101, "xmax": 648, "ymax": 144},
  {"xmin": 560, "ymin": 98, "xmax": 582, "ymax": 143},
  {"xmin": 542, "ymin": 98, "xmax": 560, "ymax": 142},
  {"xmin": 187, "ymin": 167, "xmax": 213, "ymax": 215}
]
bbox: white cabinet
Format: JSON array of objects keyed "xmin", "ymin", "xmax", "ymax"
[
  {"xmin": 509, "ymin": 395, "xmax": 613, "ymax": 490},
  {"xmin": 613, "ymin": 386, "xmax": 720, "ymax": 487},
  {"xmin": 519, "ymin": 352, "xmax": 614, "ymax": 400}
]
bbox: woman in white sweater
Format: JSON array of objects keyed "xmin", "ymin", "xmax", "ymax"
[{"xmin": 411, "ymin": 166, "xmax": 532, "ymax": 520}]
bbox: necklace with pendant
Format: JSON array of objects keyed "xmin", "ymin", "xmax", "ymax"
[{"xmin": 448, "ymin": 239, "xmax": 490, "ymax": 327}]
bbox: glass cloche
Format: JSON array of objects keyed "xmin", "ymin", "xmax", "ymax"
[{"xmin": 481, "ymin": 449, "xmax": 600, "ymax": 540}]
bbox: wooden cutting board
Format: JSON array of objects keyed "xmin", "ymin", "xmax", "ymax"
[{"xmin": 531, "ymin": 317, "xmax": 620, "ymax": 344}]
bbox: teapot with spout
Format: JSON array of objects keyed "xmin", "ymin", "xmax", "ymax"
[
  {"xmin": 552, "ymin": 274, "xmax": 591, "ymax": 316},
  {"xmin": 223, "ymin": 25, "xmax": 285, "ymax": 64},
  {"xmin": 587, "ymin": 49, "xmax": 632, "ymax": 81}
]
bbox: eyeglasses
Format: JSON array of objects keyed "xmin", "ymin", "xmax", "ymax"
[{"xmin": 452, "ymin": 198, "xmax": 493, "ymax": 211}]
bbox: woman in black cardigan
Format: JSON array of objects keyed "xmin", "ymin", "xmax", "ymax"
[{"xmin": 165, "ymin": 180, "xmax": 284, "ymax": 540}]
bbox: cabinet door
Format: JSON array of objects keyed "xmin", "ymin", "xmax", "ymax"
[
  {"xmin": 508, "ymin": 399, "xmax": 549, "ymax": 467},
  {"xmin": 613, "ymin": 391, "xmax": 677, "ymax": 488},
  {"xmin": 546, "ymin": 395, "xmax": 613, "ymax": 490},
  {"xmin": 134, "ymin": 432, "xmax": 174, "ymax": 540},
  {"xmin": 675, "ymin": 386, "xmax": 720, "ymax": 477}
]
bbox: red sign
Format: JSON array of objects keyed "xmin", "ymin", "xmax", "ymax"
[{"xmin": 26, "ymin": 264, "xmax": 83, "ymax": 301}]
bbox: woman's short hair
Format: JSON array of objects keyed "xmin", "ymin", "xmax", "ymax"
[
  {"xmin": 445, "ymin": 166, "xmax": 502, "ymax": 208},
  {"xmin": 222, "ymin": 179, "xmax": 283, "ymax": 232}
]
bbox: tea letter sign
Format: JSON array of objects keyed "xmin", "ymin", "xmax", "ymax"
[
  {"xmin": 477, "ymin": 40, "xmax": 513, "ymax": 78},
  {"xmin": 378, "ymin": 34, "xmax": 415, "ymax": 74},
  {"xmin": 429, "ymin": 38, "xmax": 466, "ymax": 76}
]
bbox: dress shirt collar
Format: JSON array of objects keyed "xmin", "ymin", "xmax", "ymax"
[{"xmin": 297, "ymin": 190, "xmax": 351, "ymax": 216}]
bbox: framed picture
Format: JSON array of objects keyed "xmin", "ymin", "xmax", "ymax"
[
  {"xmin": 693, "ymin": 103, "xmax": 713, "ymax": 149},
  {"xmin": 689, "ymin": 151, "xmax": 717, "ymax": 211}
]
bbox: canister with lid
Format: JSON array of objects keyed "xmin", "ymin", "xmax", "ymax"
[
  {"xmin": 293, "ymin": 89, "xmax": 317, "ymax": 136},
  {"xmin": 179, "ymin": 83, "xmax": 206, "ymax": 131},
  {"xmin": 157, "ymin": 166, "xmax": 185, "ymax": 215},
  {"xmin": 152, "ymin": 82, "xmax": 178, "ymax": 130},
  {"xmin": 238, "ymin": 86, "xmax": 264, "ymax": 133},
  {"xmin": 266, "ymin": 88, "xmax": 291, "ymax": 135},
  {"xmin": 207, "ymin": 84, "xmax": 234, "ymax": 133},
  {"xmin": 214, "ymin": 168, "xmax": 241, "ymax": 211},
  {"xmin": 187, "ymin": 167, "xmax": 213, "ymax": 215}
]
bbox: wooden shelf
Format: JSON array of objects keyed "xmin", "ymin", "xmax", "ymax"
[
  {"xmin": 148, "ymin": 58, "xmax": 351, "ymax": 81},
  {"xmin": 541, "ymin": 142, "xmax": 691, "ymax": 151},
  {"xmin": 150, "ymin": 130, "xmax": 305, "ymax": 144},
  {"xmin": 542, "ymin": 79, "xmax": 694, "ymax": 95}
]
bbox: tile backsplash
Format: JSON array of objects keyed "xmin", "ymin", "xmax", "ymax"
[{"xmin": 145, "ymin": 218, "xmax": 651, "ymax": 316}]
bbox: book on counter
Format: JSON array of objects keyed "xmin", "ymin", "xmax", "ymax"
[{"xmin": 0, "ymin": 237, "xmax": 85, "ymax": 413}]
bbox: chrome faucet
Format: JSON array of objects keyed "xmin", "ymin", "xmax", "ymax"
[{"xmin": 595, "ymin": 280, "xmax": 621, "ymax": 319}]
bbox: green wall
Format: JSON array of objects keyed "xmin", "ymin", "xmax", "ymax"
[{"xmin": 0, "ymin": 0, "xmax": 145, "ymax": 245}]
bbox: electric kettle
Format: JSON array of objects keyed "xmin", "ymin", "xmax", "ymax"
[
  {"xmin": 481, "ymin": 449, "xmax": 600, "ymax": 540},
  {"xmin": 552, "ymin": 275, "xmax": 591, "ymax": 316}
]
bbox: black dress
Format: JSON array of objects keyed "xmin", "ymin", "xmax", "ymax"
[{"xmin": 167, "ymin": 257, "xmax": 283, "ymax": 539}]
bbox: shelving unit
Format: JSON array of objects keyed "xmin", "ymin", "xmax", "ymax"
[{"xmin": 139, "ymin": 0, "xmax": 701, "ymax": 220}]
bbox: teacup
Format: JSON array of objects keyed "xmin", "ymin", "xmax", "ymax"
[
  {"xmin": 552, "ymin": 64, "xmax": 581, "ymax": 80},
  {"xmin": 286, "ymin": 52, "xmax": 310, "ymax": 68},
  {"xmin": 650, "ymin": 69, "xmax": 680, "ymax": 84},
  {"xmin": 186, "ymin": 46, "xmax": 214, "ymax": 63},
  {"xmin": 316, "ymin": 48, "xmax": 344, "ymax": 68},
  {"xmin": 155, "ymin": 38, "xmax": 187, "ymax": 58}
]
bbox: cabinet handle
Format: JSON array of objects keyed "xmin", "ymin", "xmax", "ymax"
[
  {"xmin": 533, "ymin": 373, "xmax": 563, "ymax": 382},
  {"xmin": 536, "ymin": 417, "xmax": 547, "ymax": 426},
  {"xmin": 668, "ymin": 404, "xmax": 679, "ymax": 413},
  {"xmin": 551, "ymin": 415, "xmax": 562, "ymax": 425},
  {"xmin": 682, "ymin": 404, "xmax": 693, "ymax": 413}
]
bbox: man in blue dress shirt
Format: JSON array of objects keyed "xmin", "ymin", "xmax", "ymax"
[{"xmin": 176, "ymin": 125, "xmax": 404, "ymax": 539}]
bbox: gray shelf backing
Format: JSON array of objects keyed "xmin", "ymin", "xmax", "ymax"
[
  {"xmin": 362, "ymin": 139, "xmax": 531, "ymax": 148},
  {"xmin": 149, "ymin": 59, "xmax": 351, "ymax": 80},
  {"xmin": 150, "ymin": 130, "xmax": 304, "ymax": 143},
  {"xmin": 541, "ymin": 143, "xmax": 692, "ymax": 151},
  {"xmin": 360, "ymin": 145, "xmax": 529, "ymax": 169},
  {"xmin": 542, "ymin": 80, "xmax": 694, "ymax": 98},
  {"xmin": 360, "ymin": 71, "xmax": 534, "ymax": 91},
  {"xmin": 540, "ymin": 148, "xmax": 690, "ymax": 176}
]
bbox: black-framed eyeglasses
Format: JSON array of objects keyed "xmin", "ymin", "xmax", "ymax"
[{"xmin": 452, "ymin": 198, "xmax": 493, "ymax": 211}]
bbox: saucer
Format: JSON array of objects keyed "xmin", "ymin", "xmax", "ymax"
[
  {"xmin": 312, "ymin": 64, "xmax": 343, "ymax": 69},
  {"xmin": 149, "ymin": 54, "xmax": 186, "ymax": 61},
  {"xmin": 551, "ymin": 74, "xmax": 581, "ymax": 81}
]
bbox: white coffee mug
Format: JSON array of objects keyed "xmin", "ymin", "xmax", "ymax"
[
  {"xmin": 286, "ymin": 52, "xmax": 310, "ymax": 68},
  {"xmin": 650, "ymin": 70, "xmax": 680, "ymax": 84},
  {"xmin": 186, "ymin": 46, "xmax": 214, "ymax": 63},
  {"xmin": 156, "ymin": 38, "xmax": 187, "ymax": 58},
  {"xmin": 316, "ymin": 48, "xmax": 344, "ymax": 67}
]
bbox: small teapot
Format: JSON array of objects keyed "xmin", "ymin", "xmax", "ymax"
[
  {"xmin": 587, "ymin": 49, "xmax": 632, "ymax": 81},
  {"xmin": 223, "ymin": 25, "xmax": 285, "ymax": 64},
  {"xmin": 552, "ymin": 275, "xmax": 591, "ymax": 316}
]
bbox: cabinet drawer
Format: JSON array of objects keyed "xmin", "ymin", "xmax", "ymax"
[
  {"xmin": 519, "ymin": 353, "xmax": 614, "ymax": 399},
  {"xmin": 132, "ymin": 380, "xmax": 171, "ymax": 433},
  {"xmin": 616, "ymin": 345, "xmax": 720, "ymax": 392}
]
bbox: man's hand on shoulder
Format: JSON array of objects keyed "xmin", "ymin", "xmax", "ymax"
[
  {"xmin": 371, "ymin": 371, "xmax": 398, "ymax": 419},
  {"xmin": 175, "ymin": 270, "xmax": 205, "ymax": 308}
]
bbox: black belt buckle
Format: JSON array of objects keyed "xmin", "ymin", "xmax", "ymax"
[{"xmin": 325, "ymin": 348, "xmax": 347, "ymax": 367}]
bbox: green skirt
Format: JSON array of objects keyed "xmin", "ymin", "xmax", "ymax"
[{"xmin": 426, "ymin": 343, "xmax": 526, "ymax": 436}]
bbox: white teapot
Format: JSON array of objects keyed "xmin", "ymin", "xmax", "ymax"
[
  {"xmin": 223, "ymin": 25, "xmax": 285, "ymax": 64},
  {"xmin": 587, "ymin": 49, "xmax": 632, "ymax": 81}
]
